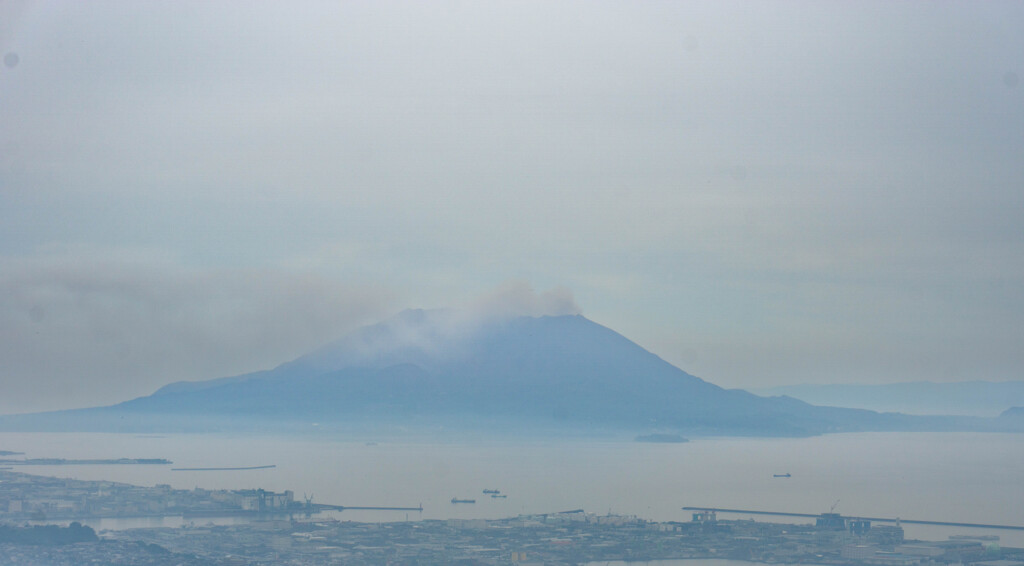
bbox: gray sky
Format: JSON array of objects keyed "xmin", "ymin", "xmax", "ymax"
[{"xmin": 1, "ymin": 1, "xmax": 1022, "ymax": 414}]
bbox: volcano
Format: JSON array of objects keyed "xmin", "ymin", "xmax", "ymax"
[{"xmin": 0, "ymin": 310, "xmax": 1001, "ymax": 436}]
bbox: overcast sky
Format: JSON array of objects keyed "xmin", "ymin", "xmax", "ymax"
[{"xmin": 1, "ymin": 1, "xmax": 1022, "ymax": 414}]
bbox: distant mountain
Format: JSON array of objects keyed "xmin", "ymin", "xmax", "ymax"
[
  {"xmin": 1, "ymin": 310, "xmax": 1018, "ymax": 436},
  {"xmin": 999, "ymin": 407, "xmax": 1024, "ymax": 425},
  {"xmin": 753, "ymin": 381, "xmax": 1024, "ymax": 417}
]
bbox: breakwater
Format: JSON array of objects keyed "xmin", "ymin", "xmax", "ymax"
[
  {"xmin": 683, "ymin": 507, "xmax": 1024, "ymax": 531},
  {"xmin": 171, "ymin": 465, "xmax": 275, "ymax": 471}
]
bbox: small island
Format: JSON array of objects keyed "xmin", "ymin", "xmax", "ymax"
[
  {"xmin": 0, "ymin": 458, "xmax": 171, "ymax": 466},
  {"xmin": 634, "ymin": 433, "xmax": 689, "ymax": 443}
]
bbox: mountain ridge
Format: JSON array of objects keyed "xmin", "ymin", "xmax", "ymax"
[
  {"xmin": 753, "ymin": 381, "xmax": 1024, "ymax": 417},
  {"xmin": 1, "ymin": 310, "xmax": 1019, "ymax": 436}
]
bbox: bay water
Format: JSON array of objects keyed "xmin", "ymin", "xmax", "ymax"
[{"xmin": 1, "ymin": 431, "xmax": 1021, "ymax": 545}]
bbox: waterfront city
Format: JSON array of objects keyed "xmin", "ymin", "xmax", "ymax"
[{"xmin": 1, "ymin": 470, "xmax": 1021, "ymax": 566}]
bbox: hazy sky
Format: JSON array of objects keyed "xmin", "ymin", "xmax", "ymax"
[{"xmin": 1, "ymin": 1, "xmax": 1022, "ymax": 413}]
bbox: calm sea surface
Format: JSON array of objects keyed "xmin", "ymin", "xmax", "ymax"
[
  {"xmin": 1, "ymin": 432, "xmax": 1021, "ymax": 545},
  {"xmin": 585, "ymin": 561, "xmax": 826, "ymax": 566}
]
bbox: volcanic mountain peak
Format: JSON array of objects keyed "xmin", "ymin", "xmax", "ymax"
[
  {"xmin": 5, "ymin": 309, "xmax": 1016, "ymax": 436},
  {"xmin": 151, "ymin": 310, "xmax": 725, "ymax": 418}
]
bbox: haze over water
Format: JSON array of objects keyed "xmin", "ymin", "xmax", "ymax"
[{"xmin": 2, "ymin": 431, "xmax": 1021, "ymax": 546}]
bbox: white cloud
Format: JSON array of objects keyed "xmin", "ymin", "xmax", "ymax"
[{"xmin": 1, "ymin": 1, "xmax": 1023, "ymax": 402}]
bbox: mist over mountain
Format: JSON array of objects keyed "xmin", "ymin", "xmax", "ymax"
[{"xmin": 1, "ymin": 310, "xmax": 1017, "ymax": 436}]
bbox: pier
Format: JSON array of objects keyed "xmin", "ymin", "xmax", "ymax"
[{"xmin": 683, "ymin": 507, "xmax": 1024, "ymax": 531}]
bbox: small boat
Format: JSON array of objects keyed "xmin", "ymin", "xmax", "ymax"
[
  {"xmin": 773, "ymin": 473, "xmax": 791, "ymax": 478},
  {"xmin": 451, "ymin": 498, "xmax": 476, "ymax": 504}
]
